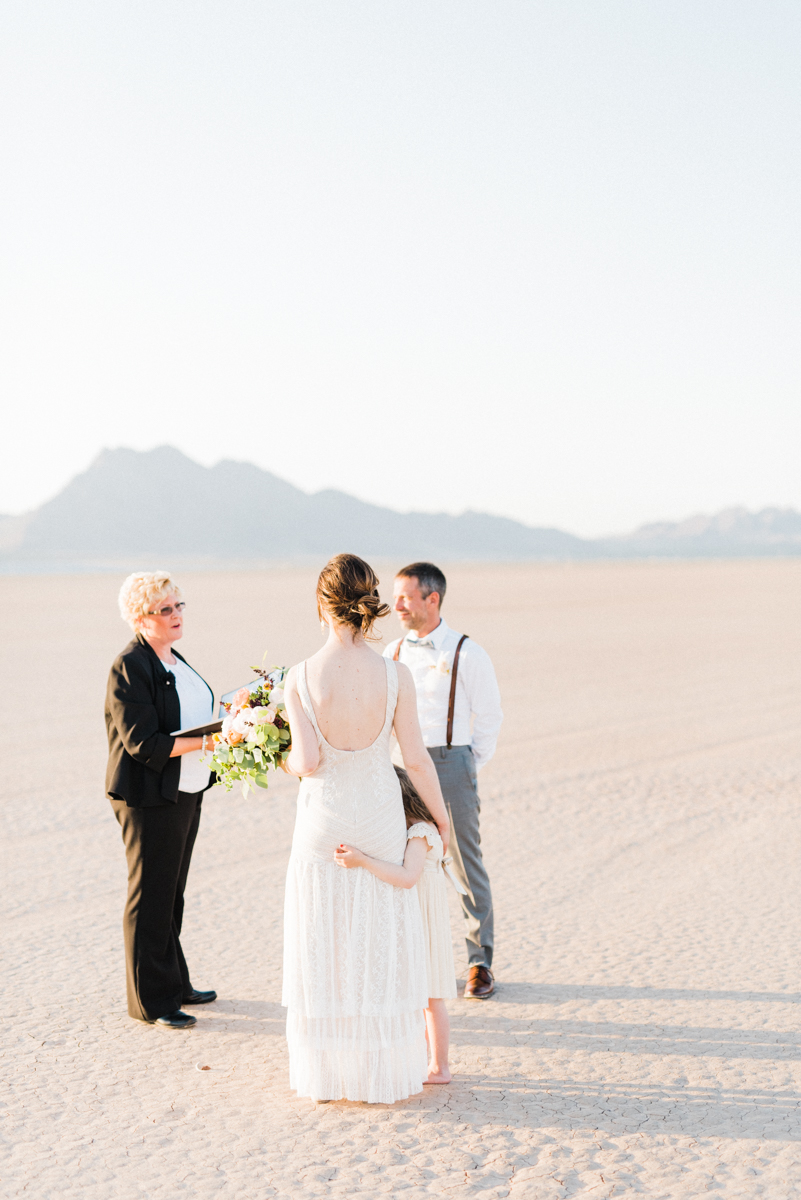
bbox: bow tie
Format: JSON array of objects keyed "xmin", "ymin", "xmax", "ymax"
[{"xmin": 406, "ymin": 637, "xmax": 434, "ymax": 649}]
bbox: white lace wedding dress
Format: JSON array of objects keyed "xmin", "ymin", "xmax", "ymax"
[{"xmin": 282, "ymin": 657, "xmax": 429, "ymax": 1103}]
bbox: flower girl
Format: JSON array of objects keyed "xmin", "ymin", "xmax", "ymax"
[{"xmin": 335, "ymin": 766, "xmax": 461, "ymax": 1084}]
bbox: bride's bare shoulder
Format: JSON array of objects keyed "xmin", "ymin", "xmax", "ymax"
[{"xmin": 394, "ymin": 661, "xmax": 415, "ymax": 690}]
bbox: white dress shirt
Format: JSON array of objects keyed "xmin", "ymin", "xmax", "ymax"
[
  {"xmin": 169, "ymin": 656, "xmax": 214, "ymax": 793},
  {"xmin": 384, "ymin": 618, "xmax": 503, "ymax": 770}
]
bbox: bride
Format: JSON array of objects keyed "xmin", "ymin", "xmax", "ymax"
[{"xmin": 282, "ymin": 553, "xmax": 450, "ymax": 1103}]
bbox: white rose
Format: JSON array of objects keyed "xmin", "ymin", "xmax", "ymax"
[
  {"xmin": 250, "ymin": 706, "xmax": 272, "ymax": 724},
  {"xmin": 232, "ymin": 710, "xmax": 253, "ymax": 734},
  {"xmin": 270, "ymin": 688, "xmax": 285, "ymax": 706},
  {"xmin": 435, "ymin": 652, "xmax": 450, "ymax": 675}
]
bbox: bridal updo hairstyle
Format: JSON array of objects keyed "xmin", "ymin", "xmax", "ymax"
[{"xmin": 316, "ymin": 553, "xmax": 390, "ymax": 640}]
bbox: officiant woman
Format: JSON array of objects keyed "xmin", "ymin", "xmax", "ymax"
[{"xmin": 105, "ymin": 571, "xmax": 217, "ymax": 1029}]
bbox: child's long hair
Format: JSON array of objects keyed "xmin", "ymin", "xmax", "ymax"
[{"xmin": 394, "ymin": 765, "xmax": 436, "ymax": 825}]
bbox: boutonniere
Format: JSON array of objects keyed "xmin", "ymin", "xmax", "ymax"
[{"xmin": 432, "ymin": 651, "xmax": 450, "ymax": 676}]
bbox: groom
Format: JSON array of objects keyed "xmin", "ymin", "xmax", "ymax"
[{"xmin": 385, "ymin": 562, "xmax": 503, "ymax": 999}]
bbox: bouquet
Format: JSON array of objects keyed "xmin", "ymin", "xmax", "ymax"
[{"xmin": 210, "ymin": 665, "xmax": 291, "ymax": 795}]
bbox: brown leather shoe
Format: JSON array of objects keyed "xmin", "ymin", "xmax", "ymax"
[{"xmin": 464, "ymin": 965, "xmax": 495, "ymax": 999}]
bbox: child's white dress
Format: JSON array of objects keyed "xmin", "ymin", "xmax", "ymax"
[{"xmin": 406, "ymin": 822, "xmax": 457, "ymax": 1000}]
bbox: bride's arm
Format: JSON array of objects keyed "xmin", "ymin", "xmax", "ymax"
[
  {"xmin": 393, "ymin": 664, "xmax": 450, "ymax": 855},
  {"xmin": 335, "ymin": 837, "xmax": 428, "ymax": 889},
  {"xmin": 282, "ymin": 666, "xmax": 320, "ymax": 777}
]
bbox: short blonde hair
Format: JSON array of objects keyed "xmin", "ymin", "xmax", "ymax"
[{"xmin": 118, "ymin": 571, "xmax": 183, "ymax": 631}]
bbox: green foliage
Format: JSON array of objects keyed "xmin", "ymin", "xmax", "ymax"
[{"xmin": 210, "ymin": 664, "xmax": 290, "ymax": 797}]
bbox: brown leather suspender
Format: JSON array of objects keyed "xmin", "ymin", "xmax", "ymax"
[
  {"xmin": 393, "ymin": 632, "xmax": 469, "ymax": 748},
  {"xmin": 446, "ymin": 634, "xmax": 469, "ymax": 746}
]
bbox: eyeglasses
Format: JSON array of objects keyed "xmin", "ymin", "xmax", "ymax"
[{"xmin": 147, "ymin": 602, "xmax": 186, "ymax": 617}]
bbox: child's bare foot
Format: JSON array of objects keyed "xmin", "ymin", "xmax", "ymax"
[{"xmin": 424, "ymin": 1067, "xmax": 452, "ymax": 1084}]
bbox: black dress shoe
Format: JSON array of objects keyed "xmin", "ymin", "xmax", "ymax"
[
  {"xmin": 154, "ymin": 1010, "xmax": 197, "ymax": 1029},
  {"xmin": 183, "ymin": 989, "xmax": 217, "ymax": 1005}
]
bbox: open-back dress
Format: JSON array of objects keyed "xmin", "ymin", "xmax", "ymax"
[{"xmin": 282, "ymin": 657, "xmax": 428, "ymax": 1103}]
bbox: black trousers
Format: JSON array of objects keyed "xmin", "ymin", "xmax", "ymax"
[{"xmin": 110, "ymin": 790, "xmax": 203, "ymax": 1021}]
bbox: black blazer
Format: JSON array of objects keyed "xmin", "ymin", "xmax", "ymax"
[{"xmin": 105, "ymin": 633, "xmax": 214, "ymax": 807}]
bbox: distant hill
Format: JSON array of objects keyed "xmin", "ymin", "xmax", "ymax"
[
  {"xmin": 1, "ymin": 448, "xmax": 800, "ymax": 570},
  {"xmin": 598, "ymin": 507, "xmax": 801, "ymax": 558},
  {"xmin": 0, "ymin": 446, "xmax": 589, "ymax": 567}
]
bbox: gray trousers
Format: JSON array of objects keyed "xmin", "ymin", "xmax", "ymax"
[{"xmin": 428, "ymin": 745, "xmax": 493, "ymax": 969}]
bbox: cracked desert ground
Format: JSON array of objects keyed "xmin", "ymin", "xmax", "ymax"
[{"xmin": 3, "ymin": 558, "xmax": 801, "ymax": 1199}]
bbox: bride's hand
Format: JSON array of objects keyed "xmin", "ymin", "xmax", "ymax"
[
  {"xmin": 335, "ymin": 843, "xmax": 366, "ymax": 869},
  {"xmin": 438, "ymin": 823, "xmax": 450, "ymax": 856}
]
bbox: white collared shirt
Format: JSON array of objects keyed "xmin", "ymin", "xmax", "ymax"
[
  {"xmin": 169, "ymin": 656, "xmax": 214, "ymax": 793},
  {"xmin": 384, "ymin": 618, "xmax": 503, "ymax": 770}
]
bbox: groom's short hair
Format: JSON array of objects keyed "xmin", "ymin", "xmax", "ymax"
[{"xmin": 397, "ymin": 562, "xmax": 447, "ymax": 606}]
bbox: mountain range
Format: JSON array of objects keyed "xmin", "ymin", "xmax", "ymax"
[{"xmin": 1, "ymin": 446, "xmax": 800, "ymax": 569}]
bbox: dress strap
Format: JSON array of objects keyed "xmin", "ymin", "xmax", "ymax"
[
  {"xmin": 297, "ymin": 661, "xmax": 321, "ymax": 735},
  {"xmin": 383, "ymin": 656, "xmax": 398, "ymax": 732}
]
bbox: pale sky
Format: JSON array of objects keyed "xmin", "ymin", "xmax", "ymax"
[{"xmin": 1, "ymin": 1, "xmax": 799, "ymax": 537}]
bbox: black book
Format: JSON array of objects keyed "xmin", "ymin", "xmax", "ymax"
[{"xmin": 170, "ymin": 719, "xmax": 223, "ymax": 738}]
